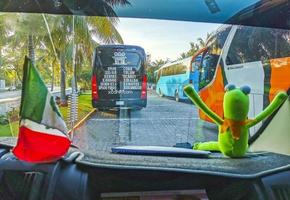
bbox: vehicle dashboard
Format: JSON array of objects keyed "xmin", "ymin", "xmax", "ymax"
[{"xmin": 0, "ymin": 138, "xmax": 289, "ymax": 200}]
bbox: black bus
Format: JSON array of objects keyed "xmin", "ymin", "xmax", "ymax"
[{"xmin": 92, "ymin": 45, "xmax": 147, "ymax": 110}]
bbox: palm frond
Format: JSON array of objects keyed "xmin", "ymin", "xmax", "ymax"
[{"xmin": 87, "ymin": 16, "xmax": 123, "ymax": 44}]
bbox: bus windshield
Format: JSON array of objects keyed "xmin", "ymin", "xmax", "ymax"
[
  {"xmin": 92, "ymin": 45, "xmax": 147, "ymax": 109},
  {"xmin": 98, "ymin": 49, "xmax": 142, "ymax": 69}
]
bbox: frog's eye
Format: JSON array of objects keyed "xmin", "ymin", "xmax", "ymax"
[
  {"xmin": 241, "ymin": 85, "xmax": 251, "ymax": 95},
  {"xmin": 225, "ymin": 84, "xmax": 236, "ymax": 91}
]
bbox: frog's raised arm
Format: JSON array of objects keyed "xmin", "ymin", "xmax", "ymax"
[
  {"xmin": 247, "ymin": 91, "xmax": 288, "ymax": 128},
  {"xmin": 184, "ymin": 84, "xmax": 224, "ymax": 125}
]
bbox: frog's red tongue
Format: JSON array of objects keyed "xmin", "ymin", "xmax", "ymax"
[{"xmin": 221, "ymin": 118, "xmax": 248, "ymax": 140}]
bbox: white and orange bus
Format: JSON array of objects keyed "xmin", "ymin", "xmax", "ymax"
[{"xmin": 192, "ymin": 25, "xmax": 290, "ymax": 133}]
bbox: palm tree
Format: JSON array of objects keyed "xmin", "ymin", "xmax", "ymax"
[
  {"xmin": 0, "ymin": 14, "xmax": 18, "ymax": 84},
  {"xmin": 1, "ymin": 39, "xmax": 27, "ymax": 85},
  {"xmin": 0, "ymin": 15, "xmax": 7, "ymax": 81},
  {"xmin": 197, "ymin": 32, "xmax": 214, "ymax": 48},
  {"xmin": 151, "ymin": 59, "xmax": 168, "ymax": 68},
  {"xmin": 1, "ymin": 0, "xmax": 130, "ymax": 106},
  {"xmin": 0, "ymin": 14, "xmax": 29, "ymax": 87},
  {"xmin": 44, "ymin": 11, "xmax": 126, "ymax": 106},
  {"xmin": 68, "ymin": 0, "xmax": 129, "ymax": 95},
  {"xmin": 69, "ymin": 0, "xmax": 129, "ymax": 92},
  {"xmin": 179, "ymin": 32, "xmax": 214, "ymax": 60},
  {"xmin": 197, "ymin": 37, "xmax": 206, "ymax": 48},
  {"xmin": 72, "ymin": 15, "xmax": 123, "ymax": 91},
  {"xmin": 188, "ymin": 42, "xmax": 200, "ymax": 55},
  {"xmin": 147, "ymin": 59, "xmax": 169, "ymax": 83},
  {"xmin": 7, "ymin": 13, "xmax": 48, "ymax": 64},
  {"xmin": 43, "ymin": 15, "xmax": 73, "ymax": 106},
  {"xmin": 179, "ymin": 52, "xmax": 188, "ymax": 59}
]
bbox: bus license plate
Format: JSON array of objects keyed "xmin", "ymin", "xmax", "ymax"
[{"xmin": 116, "ymin": 101, "xmax": 124, "ymax": 106}]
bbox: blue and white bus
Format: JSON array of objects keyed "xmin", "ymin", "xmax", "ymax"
[{"xmin": 155, "ymin": 55, "xmax": 201, "ymax": 101}]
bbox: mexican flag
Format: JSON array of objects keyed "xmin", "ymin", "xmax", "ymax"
[{"xmin": 12, "ymin": 57, "xmax": 71, "ymax": 163}]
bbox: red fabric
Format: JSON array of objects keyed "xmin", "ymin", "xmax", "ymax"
[{"xmin": 12, "ymin": 126, "xmax": 71, "ymax": 163}]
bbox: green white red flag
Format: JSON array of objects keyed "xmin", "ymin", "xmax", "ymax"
[{"xmin": 12, "ymin": 57, "xmax": 71, "ymax": 163}]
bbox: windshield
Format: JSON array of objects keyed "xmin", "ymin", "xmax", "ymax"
[
  {"xmin": 97, "ymin": 48, "xmax": 142, "ymax": 68},
  {"xmin": 0, "ymin": 1, "xmax": 289, "ymax": 161}
]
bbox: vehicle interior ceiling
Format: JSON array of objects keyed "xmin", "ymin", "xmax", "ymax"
[
  {"xmin": 1, "ymin": 0, "xmax": 290, "ymax": 29},
  {"xmin": 0, "ymin": 0, "xmax": 290, "ymax": 200}
]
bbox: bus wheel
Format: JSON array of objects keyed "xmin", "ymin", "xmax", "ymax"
[
  {"xmin": 159, "ymin": 89, "xmax": 164, "ymax": 97},
  {"xmin": 175, "ymin": 90, "xmax": 180, "ymax": 102}
]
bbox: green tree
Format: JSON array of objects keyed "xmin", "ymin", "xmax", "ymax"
[
  {"xmin": 150, "ymin": 59, "xmax": 169, "ymax": 68},
  {"xmin": 45, "ymin": 0, "xmax": 129, "ymax": 106},
  {"xmin": 78, "ymin": 67, "xmax": 91, "ymax": 91},
  {"xmin": 73, "ymin": 15, "xmax": 124, "ymax": 91},
  {"xmin": 178, "ymin": 32, "xmax": 214, "ymax": 60},
  {"xmin": 147, "ymin": 59, "xmax": 169, "ymax": 83},
  {"xmin": 197, "ymin": 32, "xmax": 213, "ymax": 48},
  {"xmin": 0, "ymin": 0, "xmax": 130, "ymax": 100},
  {"xmin": 0, "ymin": 14, "xmax": 17, "ymax": 84},
  {"xmin": 7, "ymin": 13, "xmax": 48, "ymax": 63},
  {"xmin": 197, "ymin": 37, "xmax": 206, "ymax": 48},
  {"xmin": 178, "ymin": 42, "xmax": 199, "ymax": 60}
]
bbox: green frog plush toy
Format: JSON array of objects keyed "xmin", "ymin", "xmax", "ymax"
[{"xmin": 183, "ymin": 84, "xmax": 288, "ymax": 157}]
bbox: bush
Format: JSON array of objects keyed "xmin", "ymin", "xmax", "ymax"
[{"xmin": 0, "ymin": 115, "xmax": 9, "ymax": 125}]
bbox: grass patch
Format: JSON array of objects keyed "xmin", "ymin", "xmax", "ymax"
[
  {"xmin": 0, "ymin": 121, "xmax": 19, "ymax": 137},
  {"xmin": 59, "ymin": 94, "xmax": 93, "ymax": 129}
]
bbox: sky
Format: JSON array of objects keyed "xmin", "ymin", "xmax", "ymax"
[{"xmin": 116, "ymin": 18, "xmax": 220, "ymax": 62}]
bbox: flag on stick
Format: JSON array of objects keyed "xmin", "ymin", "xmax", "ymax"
[{"xmin": 13, "ymin": 57, "xmax": 71, "ymax": 163}]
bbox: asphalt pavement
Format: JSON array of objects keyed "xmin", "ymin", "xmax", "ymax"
[
  {"xmin": 0, "ymin": 88, "xmax": 73, "ymax": 115},
  {"xmin": 0, "ymin": 90, "xmax": 21, "ymax": 101},
  {"xmin": 0, "ymin": 87, "xmax": 72, "ymax": 100},
  {"xmin": 73, "ymin": 91, "xmax": 218, "ymax": 153}
]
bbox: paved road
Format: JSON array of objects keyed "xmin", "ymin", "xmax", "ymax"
[
  {"xmin": 0, "ymin": 87, "xmax": 72, "ymax": 100},
  {"xmin": 73, "ymin": 92, "xmax": 218, "ymax": 152},
  {"xmin": 0, "ymin": 90, "xmax": 21, "ymax": 100},
  {"xmin": 0, "ymin": 87, "xmax": 73, "ymax": 115}
]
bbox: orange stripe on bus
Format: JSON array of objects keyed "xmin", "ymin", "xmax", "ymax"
[
  {"xmin": 269, "ymin": 57, "xmax": 290, "ymax": 101},
  {"xmin": 199, "ymin": 65, "xmax": 225, "ymax": 123}
]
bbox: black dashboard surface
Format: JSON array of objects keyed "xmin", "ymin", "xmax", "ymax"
[
  {"xmin": 77, "ymin": 150, "xmax": 290, "ymax": 178},
  {"xmin": 1, "ymin": 137, "xmax": 290, "ymax": 179}
]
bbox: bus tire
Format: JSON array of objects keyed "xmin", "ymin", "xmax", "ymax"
[{"xmin": 175, "ymin": 90, "xmax": 180, "ymax": 102}]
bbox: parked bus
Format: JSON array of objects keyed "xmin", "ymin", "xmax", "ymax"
[
  {"xmin": 155, "ymin": 55, "xmax": 201, "ymax": 102},
  {"xmin": 192, "ymin": 25, "xmax": 290, "ymax": 133},
  {"xmin": 92, "ymin": 45, "xmax": 147, "ymax": 110}
]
